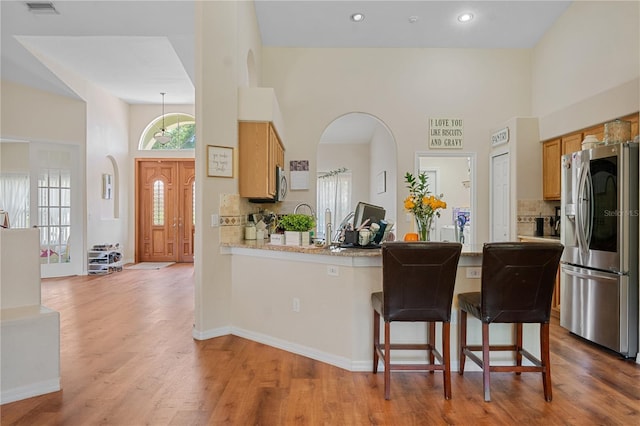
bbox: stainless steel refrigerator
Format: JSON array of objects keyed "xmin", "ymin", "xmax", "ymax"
[{"xmin": 560, "ymin": 142, "xmax": 638, "ymax": 358}]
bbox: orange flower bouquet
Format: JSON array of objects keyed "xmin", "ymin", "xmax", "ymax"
[{"xmin": 404, "ymin": 172, "xmax": 447, "ymax": 241}]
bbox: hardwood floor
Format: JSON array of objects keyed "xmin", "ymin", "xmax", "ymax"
[{"xmin": 2, "ymin": 263, "xmax": 639, "ymax": 425}]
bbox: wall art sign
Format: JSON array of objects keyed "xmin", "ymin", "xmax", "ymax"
[
  {"xmin": 376, "ymin": 171, "xmax": 387, "ymax": 194},
  {"xmin": 491, "ymin": 127, "xmax": 510, "ymax": 147},
  {"xmin": 289, "ymin": 160, "xmax": 309, "ymax": 190},
  {"xmin": 207, "ymin": 145, "xmax": 233, "ymax": 177},
  {"xmin": 429, "ymin": 118, "xmax": 464, "ymax": 149}
]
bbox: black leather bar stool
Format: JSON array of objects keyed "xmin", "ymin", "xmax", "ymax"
[
  {"xmin": 458, "ymin": 242, "xmax": 563, "ymax": 402},
  {"xmin": 372, "ymin": 241, "xmax": 462, "ymax": 400}
]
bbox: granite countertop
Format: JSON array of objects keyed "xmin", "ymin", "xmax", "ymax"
[
  {"xmin": 222, "ymin": 240, "xmax": 483, "ymax": 256},
  {"xmin": 518, "ymin": 235, "xmax": 562, "ymax": 243},
  {"xmin": 222, "ymin": 240, "xmax": 380, "ymax": 257}
]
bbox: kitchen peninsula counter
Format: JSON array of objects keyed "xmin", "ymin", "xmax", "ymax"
[
  {"xmin": 220, "ymin": 240, "xmax": 529, "ymax": 373},
  {"xmin": 221, "ymin": 240, "xmax": 482, "ymax": 266},
  {"xmin": 518, "ymin": 235, "xmax": 562, "ymax": 243}
]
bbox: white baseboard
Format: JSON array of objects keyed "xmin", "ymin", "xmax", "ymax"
[
  {"xmin": 231, "ymin": 327, "xmax": 353, "ymax": 371},
  {"xmin": 1, "ymin": 378, "xmax": 60, "ymax": 405},
  {"xmin": 192, "ymin": 327, "xmax": 503, "ymax": 373},
  {"xmin": 192, "ymin": 325, "xmax": 231, "ymax": 341}
]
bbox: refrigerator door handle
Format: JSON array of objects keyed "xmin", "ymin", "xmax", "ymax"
[
  {"xmin": 562, "ymin": 265, "xmax": 621, "ymax": 281},
  {"xmin": 576, "ymin": 163, "xmax": 590, "ymax": 258},
  {"xmin": 584, "ymin": 168, "xmax": 594, "ymax": 247}
]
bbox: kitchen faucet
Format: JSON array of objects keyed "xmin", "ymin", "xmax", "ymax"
[{"xmin": 293, "ymin": 203, "xmax": 315, "ymax": 217}]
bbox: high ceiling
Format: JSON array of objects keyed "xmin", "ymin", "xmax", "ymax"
[{"xmin": 0, "ymin": 1, "xmax": 572, "ymax": 105}]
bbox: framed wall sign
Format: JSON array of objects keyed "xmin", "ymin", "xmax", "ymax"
[
  {"xmin": 207, "ymin": 145, "xmax": 233, "ymax": 178},
  {"xmin": 491, "ymin": 127, "xmax": 510, "ymax": 147},
  {"xmin": 429, "ymin": 118, "xmax": 464, "ymax": 149}
]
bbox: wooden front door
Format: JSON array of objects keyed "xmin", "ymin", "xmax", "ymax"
[{"xmin": 136, "ymin": 159, "xmax": 195, "ymax": 263}]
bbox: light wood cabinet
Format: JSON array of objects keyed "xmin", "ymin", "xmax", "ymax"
[
  {"xmin": 627, "ymin": 113, "xmax": 639, "ymax": 139},
  {"xmin": 542, "ymin": 134, "xmax": 581, "ymax": 201},
  {"xmin": 542, "ymin": 139, "xmax": 561, "ymax": 200},
  {"xmin": 561, "ymin": 133, "xmax": 582, "ymax": 155},
  {"xmin": 582, "ymin": 112, "xmax": 639, "ymax": 144},
  {"xmin": 542, "ymin": 134, "xmax": 582, "ymax": 202},
  {"xmin": 541, "ymin": 112, "xmax": 639, "ymax": 202},
  {"xmin": 238, "ymin": 121, "xmax": 285, "ymax": 200},
  {"xmin": 582, "ymin": 124, "xmax": 605, "ymax": 143}
]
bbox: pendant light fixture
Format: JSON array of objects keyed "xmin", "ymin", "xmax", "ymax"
[{"xmin": 154, "ymin": 92, "xmax": 171, "ymax": 145}]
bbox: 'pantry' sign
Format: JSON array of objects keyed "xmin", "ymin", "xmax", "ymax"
[{"xmin": 429, "ymin": 118, "xmax": 463, "ymax": 149}]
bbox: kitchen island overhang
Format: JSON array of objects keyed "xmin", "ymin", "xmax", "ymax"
[{"xmin": 215, "ymin": 242, "xmax": 542, "ymax": 372}]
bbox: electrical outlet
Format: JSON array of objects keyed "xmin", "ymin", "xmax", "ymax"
[
  {"xmin": 292, "ymin": 297, "xmax": 300, "ymax": 312},
  {"xmin": 327, "ymin": 265, "xmax": 339, "ymax": 276},
  {"xmin": 466, "ymin": 267, "xmax": 481, "ymax": 279},
  {"xmin": 211, "ymin": 214, "xmax": 219, "ymax": 227}
]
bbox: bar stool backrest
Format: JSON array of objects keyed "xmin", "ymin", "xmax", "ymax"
[
  {"xmin": 481, "ymin": 242, "xmax": 564, "ymax": 324},
  {"xmin": 382, "ymin": 242, "xmax": 462, "ymax": 322}
]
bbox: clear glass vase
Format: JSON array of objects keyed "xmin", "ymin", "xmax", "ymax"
[{"xmin": 415, "ymin": 215, "xmax": 433, "ymax": 241}]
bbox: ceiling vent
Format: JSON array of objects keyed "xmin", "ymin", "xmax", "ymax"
[{"xmin": 26, "ymin": 2, "xmax": 59, "ymax": 14}]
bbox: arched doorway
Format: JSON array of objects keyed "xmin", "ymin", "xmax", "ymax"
[{"xmin": 316, "ymin": 112, "xmax": 397, "ymax": 239}]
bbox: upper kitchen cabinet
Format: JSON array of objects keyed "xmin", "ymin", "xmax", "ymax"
[
  {"xmin": 541, "ymin": 112, "xmax": 639, "ymax": 201},
  {"xmin": 628, "ymin": 113, "xmax": 639, "ymax": 138},
  {"xmin": 542, "ymin": 138, "xmax": 562, "ymax": 200},
  {"xmin": 237, "ymin": 88, "xmax": 286, "ymax": 201},
  {"xmin": 238, "ymin": 121, "xmax": 284, "ymax": 200},
  {"xmin": 543, "ymin": 133, "xmax": 595, "ymax": 201},
  {"xmin": 561, "ymin": 133, "xmax": 583, "ymax": 155}
]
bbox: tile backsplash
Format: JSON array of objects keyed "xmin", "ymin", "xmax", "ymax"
[
  {"xmin": 219, "ymin": 194, "xmax": 300, "ymax": 243},
  {"xmin": 517, "ymin": 199, "xmax": 560, "ymax": 236}
]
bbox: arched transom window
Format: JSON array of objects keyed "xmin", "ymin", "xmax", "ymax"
[{"xmin": 140, "ymin": 113, "xmax": 195, "ymax": 150}]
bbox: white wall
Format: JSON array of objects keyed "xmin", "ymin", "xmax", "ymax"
[
  {"xmin": 83, "ymin": 85, "xmax": 130, "ymax": 255},
  {"xmin": 369, "ymin": 125, "xmax": 397, "ymax": 223},
  {"xmin": 0, "ymin": 80, "xmax": 86, "ymax": 145},
  {"xmin": 532, "ymin": 0, "xmax": 640, "ymax": 139},
  {"xmin": 0, "ymin": 81, "xmax": 88, "ymax": 274},
  {"xmin": 193, "ymin": 0, "xmax": 264, "ymax": 336},
  {"xmin": 262, "ymin": 48, "xmax": 533, "ymax": 243},
  {"xmin": 0, "ymin": 142, "xmax": 29, "ymax": 172}
]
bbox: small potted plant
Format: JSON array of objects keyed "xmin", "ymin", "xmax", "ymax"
[{"xmin": 278, "ymin": 214, "xmax": 315, "ymax": 246}]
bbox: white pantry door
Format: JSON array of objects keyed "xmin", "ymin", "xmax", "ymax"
[{"xmin": 491, "ymin": 153, "xmax": 510, "ymax": 242}]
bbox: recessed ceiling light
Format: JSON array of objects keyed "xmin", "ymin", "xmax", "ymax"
[
  {"xmin": 350, "ymin": 13, "xmax": 365, "ymax": 22},
  {"xmin": 408, "ymin": 16, "xmax": 419, "ymax": 24},
  {"xmin": 457, "ymin": 13, "xmax": 474, "ymax": 23}
]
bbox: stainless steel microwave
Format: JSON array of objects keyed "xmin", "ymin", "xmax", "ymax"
[{"xmin": 275, "ymin": 166, "xmax": 287, "ymax": 201}]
